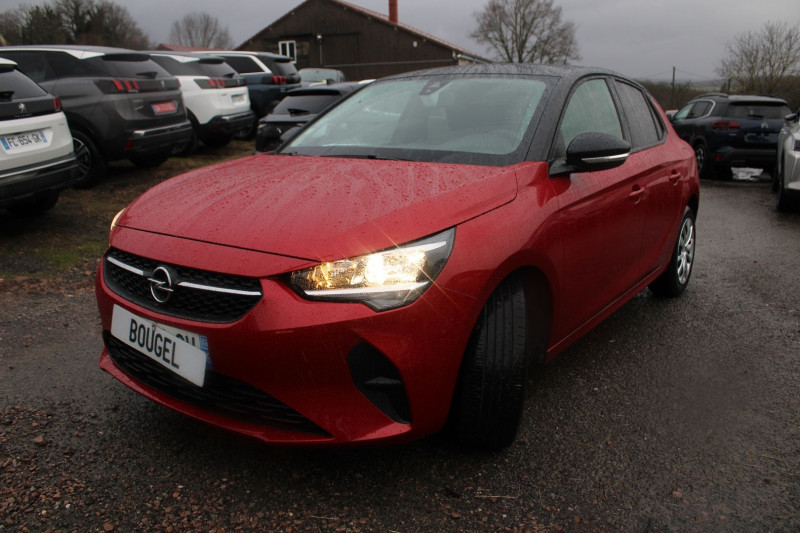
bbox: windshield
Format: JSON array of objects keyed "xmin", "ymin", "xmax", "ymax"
[{"xmin": 282, "ymin": 75, "xmax": 548, "ymax": 165}]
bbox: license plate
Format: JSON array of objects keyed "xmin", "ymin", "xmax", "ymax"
[
  {"xmin": 152, "ymin": 101, "xmax": 176, "ymax": 115},
  {"xmin": 231, "ymin": 94, "xmax": 245, "ymax": 103},
  {"xmin": 0, "ymin": 129, "xmax": 51, "ymax": 154},
  {"xmin": 110, "ymin": 305, "xmax": 208, "ymax": 387}
]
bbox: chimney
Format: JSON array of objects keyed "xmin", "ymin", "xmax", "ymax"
[{"xmin": 389, "ymin": 0, "xmax": 398, "ymax": 24}]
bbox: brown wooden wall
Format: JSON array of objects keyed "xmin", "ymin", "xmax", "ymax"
[{"xmin": 237, "ymin": 0, "xmax": 461, "ymax": 80}]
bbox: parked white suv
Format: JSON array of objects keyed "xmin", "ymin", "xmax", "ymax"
[
  {"xmin": 0, "ymin": 58, "xmax": 78, "ymax": 215},
  {"xmin": 148, "ymin": 52, "xmax": 254, "ymax": 155}
]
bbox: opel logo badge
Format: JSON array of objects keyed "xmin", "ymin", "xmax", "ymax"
[{"xmin": 148, "ymin": 266, "xmax": 174, "ymax": 303}]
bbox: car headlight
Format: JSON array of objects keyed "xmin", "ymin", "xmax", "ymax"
[{"xmin": 289, "ymin": 228, "xmax": 455, "ymax": 311}]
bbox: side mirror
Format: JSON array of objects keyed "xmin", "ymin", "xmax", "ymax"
[
  {"xmin": 785, "ymin": 112, "xmax": 798, "ymax": 123},
  {"xmin": 278, "ymin": 125, "xmax": 302, "ymax": 146},
  {"xmin": 550, "ymin": 132, "xmax": 631, "ymax": 176}
]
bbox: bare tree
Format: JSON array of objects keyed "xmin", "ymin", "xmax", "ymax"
[
  {"xmin": 717, "ymin": 21, "xmax": 800, "ymax": 95},
  {"xmin": 470, "ymin": 0, "xmax": 580, "ymax": 64},
  {"xmin": 168, "ymin": 12, "xmax": 233, "ymax": 49}
]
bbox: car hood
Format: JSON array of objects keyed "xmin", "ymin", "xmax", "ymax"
[{"xmin": 116, "ymin": 154, "xmax": 520, "ymax": 262}]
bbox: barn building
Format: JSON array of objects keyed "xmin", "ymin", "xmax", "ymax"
[{"xmin": 237, "ymin": 0, "xmax": 488, "ymax": 80}]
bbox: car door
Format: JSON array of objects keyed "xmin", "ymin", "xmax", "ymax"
[
  {"xmin": 550, "ymin": 77, "xmax": 648, "ymax": 339},
  {"xmin": 613, "ymin": 80, "xmax": 686, "ymax": 276}
]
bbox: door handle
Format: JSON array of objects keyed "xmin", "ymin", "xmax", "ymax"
[
  {"xmin": 629, "ymin": 185, "xmax": 644, "ymax": 204},
  {"xmin": 669, "ymin": 170, "xmax": 681, "ymax": 184}
]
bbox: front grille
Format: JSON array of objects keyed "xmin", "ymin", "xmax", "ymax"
[
  {"xmin": 106, "ymin": 335, "xmax": 328, "ymax": 436},
  {"xmin": 104, "ymin": 248, "xmax": 262, "ymax": 323}
]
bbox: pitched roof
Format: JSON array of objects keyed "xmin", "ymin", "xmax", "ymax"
[{"xmin": 240, "ymin": 0, "xmax": 488, "ymax": 62}]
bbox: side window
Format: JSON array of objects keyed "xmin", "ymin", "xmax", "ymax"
[
  {"xmin": 557, "ymin": 78, "xmax": 623, "ymax": 156},
  {"xmin": 673, "ymin": 104, "xmax": 692, "ymax": 121},
  {"xmin": 46, "ymin": 51, "xmax": 103, "ymax": 78},
  {"xmin": 689, "ymin": 101, "xmax": 711, "ymax": 118},
  {"xmin": 615, "ymin": 81, "xmax": 662, "ymax": 149},
  {"xmin": 1, "ymin": 51, "xmax": 56, "ymax": 82}
]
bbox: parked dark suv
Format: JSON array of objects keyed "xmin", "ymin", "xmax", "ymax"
[
  {"xmin": 671, "ymin": 93, "xmax": 791, "ymax": 179},
  {"xmin": 0, "ymin": 46, "xmax": 192, "ymax": 186},
  {"xmin": 195, "ymin": 51, "xmax": 301, "ymax": 137}
]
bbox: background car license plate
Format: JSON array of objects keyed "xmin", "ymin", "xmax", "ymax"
[
  {"xmin": 110, "ymin": 305, "xmax": 207, "ymax": 387},
  {"xmin": 0, "ymin": 129, "xmax": 50, "ymax": 154},
  {"xmin": 151, "ymin": 101, "xmax": 176, "ymax": 115}
]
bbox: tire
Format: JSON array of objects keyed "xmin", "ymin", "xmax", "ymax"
[
  {"xmin": 71, "ymin": 130, "xmax": 107, "ymax": 188},
  {"xmin": 451, "ymin": 277, "xmax": 530, "ymax": 450},
  {"xmin": 694, "ymin": 141, "xmax": 711, "ymax": 179},
  {"xmin": 7, "ymin": 190, "xmax": 59, "ymax": 216},
  {"xmin": 129, "ymin": 151, "xmax": 170, "ymax": 168},
  {"xmin": 649, "ymin": 207, "xmax": 696, "ymax": 297}
]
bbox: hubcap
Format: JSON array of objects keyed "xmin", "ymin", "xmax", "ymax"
[
  {"xmin": 676, "ymin": 217, "xmax": 695, "ymax": 285},
  {"xmin": 694, "ymin": 145, "xmax": 705, "ymax": 172},
  {"xmin": 73, "ymin": 137, "xmax": 92, "ymax": 178}
]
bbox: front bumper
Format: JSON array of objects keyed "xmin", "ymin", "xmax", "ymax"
[
  {"xmin": 95, "ymin": 236, "xmax": 476, "ymax": 446},
  {"xmin": 0, "ymin": 152, "xmax": 79, "ymax": 207}
]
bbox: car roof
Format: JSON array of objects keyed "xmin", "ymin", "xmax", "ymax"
[
  {"xmin": 0, "ymin": 44, "xmax": 147, "ymax": 60},
  {"xmin": 146, "ymin": 51, "xmax": 228, "ymax": 64},
  {"xmin": 199, "ymin": 50, "xmax": 293, "ymax": 61},
  {"xmin": 381, "ymin": 63, "xmax": 628, "ymax": 84},
  {"xmin": 692, "ymin": 93, "xmax": 788, "ymax": 105}
]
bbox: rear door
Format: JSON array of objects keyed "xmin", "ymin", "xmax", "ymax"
[{"xmin": 613, "ymin": 80, "xmax": 687, "ymax": 276}]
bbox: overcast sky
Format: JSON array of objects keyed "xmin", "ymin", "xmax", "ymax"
[{"xmin": 4, "ymin": 0, "xmax": 799, "ymax": 81}]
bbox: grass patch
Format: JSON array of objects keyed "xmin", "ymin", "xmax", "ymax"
[{"xmin": 0, "ymin": 140, "xmax": 253, "ymax": 293}]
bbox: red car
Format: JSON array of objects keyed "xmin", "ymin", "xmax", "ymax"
[{"xmin": 96, "ymin": 65, "xmax": 699, "ymax": 449}]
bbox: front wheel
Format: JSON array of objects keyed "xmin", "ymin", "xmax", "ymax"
[
  {"xmin": 71, "ymin": 130, "xmax": 107, "ymax": 188},
  {"xmin": 649, "ymin": 207, "xmax": 696, "ymax": 297},
  {"xmin": 450, "ymin": 277, "xmax": 530, "ymax": 450}
]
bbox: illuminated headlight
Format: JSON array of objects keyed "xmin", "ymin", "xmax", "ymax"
[{"xmin": 290, "ymin": 228, "xmax": 455, "ymax": 311}]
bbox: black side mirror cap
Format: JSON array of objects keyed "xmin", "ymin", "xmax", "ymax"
[{"xmin": 550, "ymin": 132, "xmax": 631, "ymax": 176}]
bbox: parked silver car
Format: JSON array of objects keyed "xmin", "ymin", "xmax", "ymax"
[{"xmin": 775, "ymin": 108, "xmax": 800, "ymax": 211}]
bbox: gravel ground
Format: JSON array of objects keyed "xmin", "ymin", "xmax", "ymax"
[{"xmin": 1, "ymin": 175, "xmax": 799, "ymax": 532}]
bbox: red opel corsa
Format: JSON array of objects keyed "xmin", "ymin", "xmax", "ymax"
[{"xmin": 96, "ymin": 65, "xmax": 699, "ymax": 449}]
